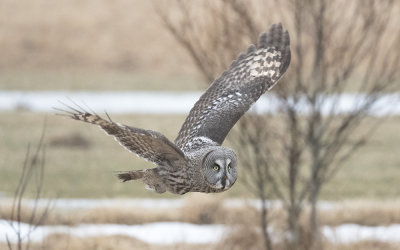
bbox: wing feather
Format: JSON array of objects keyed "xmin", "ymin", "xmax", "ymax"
[
  {"xmin": 175, "ymin": 23, "xmax": 291, "ymax": 149},
  {"xmin": 61, "ymin": 108, "xmax": 186, "ymax": 168}
]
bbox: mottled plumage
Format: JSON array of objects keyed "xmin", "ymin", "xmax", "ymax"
[{"xmin": 60, "ymin": 23, "xmax": 291, "ymax": 195}]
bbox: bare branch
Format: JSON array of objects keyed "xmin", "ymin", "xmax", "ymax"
[{"xmin": 158, "ymin": 0, "xmax": 400, "ymax": 247}]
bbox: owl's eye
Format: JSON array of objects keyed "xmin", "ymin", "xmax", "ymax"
[
  {"xmin": 228, "ymin": 164, "xmax": 232, "ymax": 170},
  {"xmin": 213, "ymin": 165, "xmax": 220, "ymax": 171}
]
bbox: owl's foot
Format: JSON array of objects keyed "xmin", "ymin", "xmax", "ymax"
[
  {"xmin": 116, "ymin": 168, "xmax": 167, "ymax": 193},
  {"xmin": 116, "ymin": 169, "xmax": 145, "ymax": 182}
]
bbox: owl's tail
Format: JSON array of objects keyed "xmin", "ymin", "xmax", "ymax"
[{"xmin": 116, "ymin": 169, "xmax": 146, "ymax": 182}]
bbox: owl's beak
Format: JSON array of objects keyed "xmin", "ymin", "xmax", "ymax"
[{"xmin": 220, "ymin": 175, "xmax": 227, "ymax": 190}]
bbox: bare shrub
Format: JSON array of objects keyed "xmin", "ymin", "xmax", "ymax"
[
  {"xmin": 1, "ymin": 126, "xmax": 53, "ymax": 250},
  {"xmin": 157, "ymin": 0, "xmax": 400, "ymax": 249},
  {"xmin": 180, "ymin": 194, "xmax": 227, "ymax": 224},
  {"xmin": 217, "ymin": 224, "xmax": 264, "ymax": 250}
]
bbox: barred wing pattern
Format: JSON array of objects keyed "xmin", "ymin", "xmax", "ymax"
[
  {"xmin": 175, "ymin": 23, "xmax": 291, "ymax": 149},
  {"xmin": 66, "ymin": 110, "xmax": 187, "ymax": 168}
]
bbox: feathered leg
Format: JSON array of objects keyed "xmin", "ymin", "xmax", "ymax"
[
  {"xmin": 117, "ymin": 169, "xmax": 167, "ymax": 193},
  {"xmin": 117, "ymin": 169, "xmax": 146, "ymax": 182}
]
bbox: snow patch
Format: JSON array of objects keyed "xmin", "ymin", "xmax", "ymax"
[
  {"xmin": 322, "ymin": 223, "xmax": 400, "ymax": 244},
  {"xmin": 2, "ymin": 220, "xmax": 400, "ymax": 245},
  {"xmin": 0, "ymin": 220, "xmax": 225, "ymax": 245},
  {"xmin": 0, "ymin": 91, "xmax": 399, "ymax": 116}
]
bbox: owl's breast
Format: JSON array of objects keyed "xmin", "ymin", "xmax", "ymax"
[{"xmin": 157, "ymin": 167, "xmax": 193, "ymax": 195}]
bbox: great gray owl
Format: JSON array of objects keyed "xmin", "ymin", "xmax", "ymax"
[{"xmin": 60, "ymin": 23, "xmax": 290, "ymax": 195}]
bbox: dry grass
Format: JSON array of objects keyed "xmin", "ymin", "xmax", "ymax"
[
  {"xmin": 324, "ymin": 241, "xmax": 400, "ymax": 250},
  {"xmin": 2, "ymin": 236, "xmax": 400, "ymax": 250},
  {"xmin": 3, "ymin": 197, "xmax": 400, "ymax": 228},
  {"xmin": 0, "ymin": 0, "xmax": 205, "ymax": 91},
  {"xmin": 0, "ymin": 112, "xmax": 187, "ymax": 199},
  {"xmin": 0, "ymin": 0, "xmax": 194, "ymax": 73},
  {"xmin": 216, "ymin": 214, "xmax": 264, "ymax": 250},
  {"xmin": 2, "ymin": 234, "xmax": 212, "ymax": 250},
  {"xmin": 49, "ymin": 132, "xmax": 92, "ymax": 149},
  {"xmin": 319, "ymin": 200, "xmax": 400, "ymax": 226},
  {"xmin": 181, "ymin": 193, "xmax": 231, "ymax": 224},
  {"xmin": 0, "ymin": 205, "xmax": 176, "ymax": 226},
  {"xmin": 218, "ymin": 219, "xmax": 400, "ymax": 250},
  {"xmin": 0, "ymin": 112, "xmax": 399, "ymax": 199},
  {"xmin": 2, "ymin": 0, "xmax": 397, "ymax": 91},
  {"xmin": 0, "ymin": 194, "xmax": 255, "ymax": 226},
  {"xmin": 0, "ymin": 68, "xmax": 204, "ymax": 91},
  {"xmin": 2, "ymin": 197, "xmax": 400, "ymax": 250},
  {"xmin": 3, "ymin": 0, "xmax": 397, "ymax": 73}
]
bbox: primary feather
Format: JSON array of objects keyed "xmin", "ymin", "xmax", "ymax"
[
  {"xmin": 175, "ymin": 23, "xmax": 290, "ymax": 150},
  {"xmin": 68, "ymin": 111, "xmax": 186, "ymax": 167}
]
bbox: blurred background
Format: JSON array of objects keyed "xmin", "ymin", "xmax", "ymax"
[{"xmin": 1, "ymin": 0, "xmax": 400, "ymax": 250}]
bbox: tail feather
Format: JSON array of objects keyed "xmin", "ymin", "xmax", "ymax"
[{"xmin": 116, "ymin": 170, "xmax": 146, "ymax": 182}]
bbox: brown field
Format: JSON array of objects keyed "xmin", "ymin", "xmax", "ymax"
[
  {"xmin": 2, "ymin": 195, "xmax": 400, "ymax": 250},
  {"xmin": 2, "ymin": 195, "xmax": 400, "ymax": 228},
  {"xmin": 2, "ymin": 236, "xmax": 211, "ymax": 250},
  {"xmin": 0, "ymin": 0, "xmax": 195, "ymax": 73},
  {"xmin": 0, "ymin": 0, "xmax": 206, "ymax": 92},
  {"xmin": 2, "ymin": 0, "xmax": 398, "ymax": 92},
  {"xmin": 1, "ymin": 0, "xmax": 400, "ymax": 249},
  {"xmin": 0, "ymin": 111, "xmax": 399, "ymax": 200},
  {"xmin": 0, "ymin": 68, "xmax": 204, "ymax": 91},
  {"xmin": 1, "ymin": 111, "xmax": 400, "ymax": 199},
  {"xmin": 3, "ymin": 237, "xmax": 400, "ymax": 250}
]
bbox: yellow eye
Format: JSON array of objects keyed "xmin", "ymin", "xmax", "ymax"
[
  {"xmin": 213, "ymin": 165, "xmax": 220, "ymax": 171},
  {"xmin": 228, "ymin": 164, "xmax": 232, "ymax": 170}
]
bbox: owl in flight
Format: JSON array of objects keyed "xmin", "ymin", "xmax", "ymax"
[{"xmin": 61, "ymin": 23, "xmax": 290, "ymax": 195}]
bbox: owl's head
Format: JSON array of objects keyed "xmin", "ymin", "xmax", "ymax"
[{"xmin": 202, "ymin": 147, "xmax": 238, "ymax": 191}]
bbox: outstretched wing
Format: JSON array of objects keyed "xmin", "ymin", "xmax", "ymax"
[
  {"xmin": 175, "ymin": 23, "xmax": 291, "ymax": 150},
  {"xmin": 60, "ymin": 106, "xmax": 186, "ymax": 168}
]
